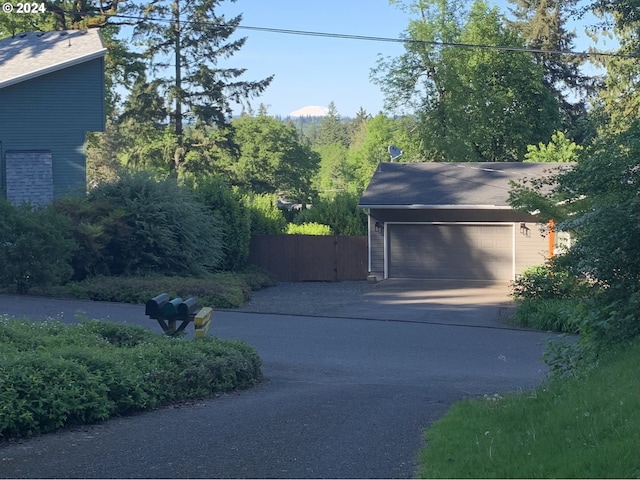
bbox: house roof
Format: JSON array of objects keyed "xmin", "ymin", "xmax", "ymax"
[
  {"xmin": 0, "ymin": 29, "xmax": 106, "ymax": 89},
  {"xmin": 358, "ymin": 162, "xmax": 570, "ymax": 209}
]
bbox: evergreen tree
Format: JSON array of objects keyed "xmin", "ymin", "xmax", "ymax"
[
  {"xmin": 130, "ymin": 0, "xmax": 273, "ymax": 175},
  {"xmin": 86, "ymin": 120, "xmax": 125, "ymax": 189},
  {"xmin": 587, "ymin": 0, "xmax": 640, "ymax": 135},
  {"xmin": 524, "ymin": 130, "xmax": 584, "ymax": 163},
  {"xmin": 317, "ymin": 102, "xmax": 350, "ymax": 148},
  {"xmin": 120, "ymin": 74, "xmax": 168, "ymax": 127},
  {"xmin": 507, "ymin": 0, "xmax": 596, "ymax": 140},
  {"xmin": 508, "ymin": 4, "xmax": 640, "ymax": 344},
  {"xmin": 349, "ymin": 107, "xmax": 371, "ymax": 145},
  {"xmin": 313, "ymin": 143, "xmax": 352, "ymax": 196},
  {"xmin": 0, "ymin": 0, "xmax": 122, "ymax": 34}
]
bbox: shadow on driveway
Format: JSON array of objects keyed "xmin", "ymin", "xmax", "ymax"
[{"xmin": 237, "ymin": 278, "xmax": 517, "ymax": 329}]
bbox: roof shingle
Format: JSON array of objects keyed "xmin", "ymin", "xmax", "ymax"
[
  {"xmin": 358, "ymin": 162, "xmax": 569, "ymax": 208},
  {"xmin": 0, "ymin": 29, "xmax": 106, "ymax": 89}
]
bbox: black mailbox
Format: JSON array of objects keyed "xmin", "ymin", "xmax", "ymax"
[
  {"xmin": 162, "ymin": 297, "xmax": 184, "ymax": 317},
  {"xmin": 177, "ymin": 297, "xmax": 198, "ymax": 320},
  {"xmin": 145, "ymin": 293, "xmax": 170, "ymax": 319}
]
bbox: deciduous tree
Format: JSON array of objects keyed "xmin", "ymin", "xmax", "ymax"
[
  {"xmin": 229, "ymin": 114, "xmax": 320, "ymax": 200},
  {"xmin": 373, "ymin": 0, "xmax": 561, "ymax": 161}
]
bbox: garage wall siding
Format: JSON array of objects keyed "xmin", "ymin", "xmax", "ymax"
[
  {"xmin": 514, "ymin": 223, "xmax": 549, "ymax": 275},
  {"xmin": 369, "ymin": 212, "xmax": 385, "ymax": 278}
]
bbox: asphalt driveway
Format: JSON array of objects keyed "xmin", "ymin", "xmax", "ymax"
[
  {"xmin": 0, "ymin": 280, "xmax": 555, "ymax": 478},
  {"xmin": 237, "ymin": 279, "xmax": 516, "ymax": 328}
]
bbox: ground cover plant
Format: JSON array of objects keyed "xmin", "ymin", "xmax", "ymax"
[
  {"xmin": 417, "ymin": 338, "xmax": 640, "ymax": 478},
  {"xmin": 63, "ymin": 270, "xmax": 275, "ymax": 308},
  {"xmin": 0, "ymin": 317, "xmax": 262, "ymax": 439},
  {"xmin": 508, "ymin": 298, "xmax": 581, "ymax": 333}
]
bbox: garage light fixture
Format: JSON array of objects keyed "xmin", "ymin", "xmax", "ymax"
[
  {"xmin": 520, "ymin": 222, "xmax": 531, "ymax": 237},
  {"xmin": 375, "ymin": 221, "xmax": 384, "ymax": 233}
]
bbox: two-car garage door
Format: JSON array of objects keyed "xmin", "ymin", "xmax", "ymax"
[{"xmin": 387, "ymin": 224, "xmax": 514, "ymax": 280}]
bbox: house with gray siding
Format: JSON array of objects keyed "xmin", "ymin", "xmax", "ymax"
[
  {"xmin": 359, "ymin": 162, "xmax": 570, "ymax": 282},
  {"xmin": 0, "ymin": 29, "xmax": 107, "ymax": 204}
]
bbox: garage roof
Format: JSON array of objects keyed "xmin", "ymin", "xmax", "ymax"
[
  {"xmin": 0, "ymin": 29, "xmax": 106, "ymax": 89},
  {"xmin": 359, "ymin": 162, "xmax": 569, "ymax": 209}
]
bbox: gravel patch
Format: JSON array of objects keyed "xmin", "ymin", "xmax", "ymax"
[{"xmin": 235, "ymin": 281, "xmax": 373, "ymax": 316}]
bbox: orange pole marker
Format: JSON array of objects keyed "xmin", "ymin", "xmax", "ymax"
[{"xmin": 548, "ymin": 219, "xmax": 555, "ymax": 259}]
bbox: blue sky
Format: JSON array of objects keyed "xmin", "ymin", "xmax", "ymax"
[
  {"xmin": 217, "ymin": 0, "xmax": 409, "ymax": 117},
  {"xmin": 210, "ymin": 0, "xmax": 610, "ymax": 118}
]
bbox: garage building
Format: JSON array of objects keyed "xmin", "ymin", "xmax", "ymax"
[{"xmin": 359, "ymin": 162, "xmax": 569, "ymax": 282}]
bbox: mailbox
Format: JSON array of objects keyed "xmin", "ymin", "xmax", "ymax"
[
  {"xmin": 162, "ymin": 297, "xmax": 184, "ymax": 317},
  {"xmin": 177, "ymin": 297, "xmax": 198, "ymax": 320},
  {"xmin": 145, "ymin": 293, "xmax": 170, "ymax": 319}
]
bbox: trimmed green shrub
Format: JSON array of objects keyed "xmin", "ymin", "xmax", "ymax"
[
  {"xmin": 65, "ymin": 271, "xmax": 275, "ymax": 308},
  {"xmin": 293, "ymin": 192, "xmax": 367, "ymax": 235},
  {"xmin": 53, "ymin": 197, "xmax": 131, "ymax": 280},
  {"xmin": 191, "ymin": 178, "xmax": 251, "ymax": 271},
  {"xmin": 87, "ymin": 172, "xmax": 223, "ymax": 276},
  {"xmin": 0, "ymin": 201, "xmax": 77, "ymax": 294},
  {"xmin": 285, "ymin": 222, "xmax": 333, "ymax": 235},
  {"xmin": 0, "ymin": 319, "xmax": 262, "ymax": 439},
  {"xmin": 0, "ymin": 350, "xmax": 113, "ymax": 437},
  {"xmin": 83, "ymin": 320, "xmax": 157, "ymax": 348},
  {"xmin": 238, "ymin": 265, "xmax": 277, "ymax": 291},
  {"xmin": 243, "ymin": 193, "xmax": 286, "ymax": 235}
]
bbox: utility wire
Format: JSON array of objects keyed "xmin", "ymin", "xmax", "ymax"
[
  {"xmin": 237, "ymin": 24, "xmax": 632, "ymax": 59},
  {"xmin": 74, "ymin": 11, "xmax": 637, "ymax": 59}
]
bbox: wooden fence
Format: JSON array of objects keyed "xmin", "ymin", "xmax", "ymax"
[{"xmin": 248, "ymin": 235, "xmax": 368, "ymax": 282}]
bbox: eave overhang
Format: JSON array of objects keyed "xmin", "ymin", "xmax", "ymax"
[{"xmin": 358, "ymin": 204, "xmax": 514, "ymax": 210}]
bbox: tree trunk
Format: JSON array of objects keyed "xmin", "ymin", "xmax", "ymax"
[{"xmin": 172, "ymin": 0, "xmax": 183, "ymax": 176}]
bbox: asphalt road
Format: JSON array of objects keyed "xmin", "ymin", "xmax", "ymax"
[{"xmin": 0, "ymin": 284, "xmax": 557, "ymax": 478}]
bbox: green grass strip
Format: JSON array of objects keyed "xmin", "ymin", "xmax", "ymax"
[{"xmin": 417, "ymin": 339, "xmax": 640, "ymax": 478}]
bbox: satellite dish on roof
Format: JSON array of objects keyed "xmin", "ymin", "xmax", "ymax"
[{"xmin": 388, "ymin": 145, "xmax": 403, "ymax": 162}]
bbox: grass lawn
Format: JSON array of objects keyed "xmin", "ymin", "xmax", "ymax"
[{"xmin": 417, "ymin": 338, "xmax": 640, "ymax": 478}]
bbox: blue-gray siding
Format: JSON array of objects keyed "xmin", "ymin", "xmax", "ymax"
[{"xmin": 0, "ymin": 58, "xmax": 105, "ymax": 199}]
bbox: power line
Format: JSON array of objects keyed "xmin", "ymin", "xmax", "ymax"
[
  {"xmin": 76, "ymin": 11, "xmax": 638, "ymax": 59},
  {"xmin": 236, "ymin": 24, "xmax": 632, "ymax": 59}
]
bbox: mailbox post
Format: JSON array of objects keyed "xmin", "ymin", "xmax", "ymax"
[{"xmin": 145, "ymin": 294, "xmax": 212, "ymax": 337}]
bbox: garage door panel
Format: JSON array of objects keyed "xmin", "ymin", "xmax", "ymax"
[{"xmin": 388, "ymin": 224, "xmax": 513, "ymax": 280}]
